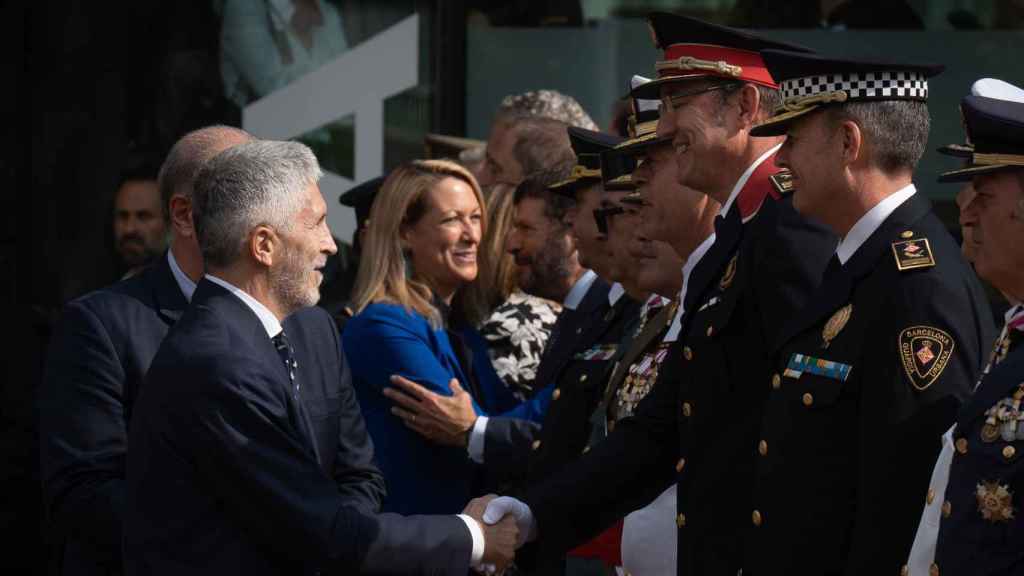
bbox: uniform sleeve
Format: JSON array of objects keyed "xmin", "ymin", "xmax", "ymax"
[
  {"xmin": 38, "ymin": 301, "xmax": 127, "ymax": 565},
  {"xmin": 844, "ymin": 274, "xmax": 983, "ymax": 575}
]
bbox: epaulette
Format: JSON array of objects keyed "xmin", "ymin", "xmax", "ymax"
[
  {"xmin": 891, "ymin": 230, "xmax": 936, "ymax": 271},
  {"xmin": 769, "ymin": 170, "xmax": 795, "ymax": 195}
]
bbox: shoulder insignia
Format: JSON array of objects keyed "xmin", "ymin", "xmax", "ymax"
[
  {"xmin": 899, "ymin": 326, "xmax": 955, "ymax": 391},
  {"xmin": 769, "ymin": 171, "xmax": 795, "ymax": 195},
  {"xmin": 892, "ymin": 238, "xmax": 935, "ymax": 271},
  {"xmin": 719, "ymin": 254, "xmax": 738, "ymax": 289}
]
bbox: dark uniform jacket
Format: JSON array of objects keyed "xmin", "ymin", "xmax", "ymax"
[
  {"xmin": 520, "ymin": 152, "xmax": 836, "ymax": 576},
  {"xmin": 935, "ymin": 316, "xmax": 1024, "ymax": 576},
  {"xmin": 124, "ymin": 279, "xmax": 471, "ymax": 576},
  {"xmin": 746, "ymin": 192, "xmax": 996, "ymax": 576},
  {"xmin": 481, "ymin": 277, "xmax": 613, "ymax": 477}
]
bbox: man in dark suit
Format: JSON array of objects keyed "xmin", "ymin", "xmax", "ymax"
[
  {"xmin": 38, "ymin": 125, "xmax": 252, "ymax": 575},
  {"xmin": 124, "ymin": 139, "xmax": 517, "ymax": 575}
]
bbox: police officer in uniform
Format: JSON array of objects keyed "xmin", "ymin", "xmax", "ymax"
[
  {"xmin": 908, "ymin": 84, "xmax": 1024, "ymax": 576},
  {"xmin": 745, "ymin": 50, "xmax": 997, "ymax": 575},
  {"xmin": 481, "ymin": 14, "xmax": 836, "ymax": 576}
]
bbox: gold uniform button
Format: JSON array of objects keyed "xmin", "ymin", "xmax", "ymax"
[
  {"xmin": 676, "ymin": 513, "xmax": 686, "ymax": 528},
  {"xmin": 682, "ymin": 402, "xmax": 692, "ymax": 418},
  {"xmin": 955, "ymin": 438, "xmax": 968, "ymax": 454},
  {"xmin": 552, "ymin": 388, "xmax": 561, "ymax": 400},
  {"xmin": 771, "ymin": 373, "xmax": 781, "ymax": 389},
  {"xmin": 751, "ymin": 510, "xmax": 762, "ymax": 527},
  {"xmin": 802, "ymin": 392, "xmax": 814, "ymax": 406},
  {"xmin": 930, "ymin": 563, "xmax": 939, "ymax": 576},
  {"xmin": 758, "ymin": 440, "xmax": 768, "ymax": 456},
  {"xmin": 683, "ymin": 346, "xmax": 693, "ymax": 361},
  {"xmin": 941, "ymin": 501, "xmax": 951, "ymax": 518},
  {"xmin": 926, "ymin": 488, "xmax": 935, "ymax": 505},
  {"xmin": 706, "ymin": 325, "xmax": 714, "ymax": 337},
  {"xmin": 582, "ymin": 445, "xmax": 591, "ymax": 454},
  {"xmin": 676, "ymin": 458, "xmax": 686, "ymax": 472},
  {"xmin": 901, "ymin": 230, "xmax": 915, "ymax": 239},
  {"xmin": 531, "ymin": 440, "xmax": 542, "ymax": 451},
  {"xmin": 1003, "ymin": 445, "xmax": 1017, "ymax": 460},
  {"xmin": 579, "ymin": 374, "xmax": 588, "ymax": 383}
]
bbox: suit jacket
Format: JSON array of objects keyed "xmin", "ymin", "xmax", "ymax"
[
  {"xmin": 748, "ymin": 192, "xmax": 995, "ymax": 575},
  {"xmin": 39, "ymin": 253, "xmax": 186, "ymax": 575},
  {"xmin": 344, "ymin": 302, "xmax": 486, "ymax": 515},
  {"xmin": 936, "ymin": 341, "xmax": 1024, "ymax": 576},
  {"xmin": 124, "ymin": 280, "xmax": 472, "ymax": 576},
  {"xmin": 520, "ymin": 155, "xmax": 837, "ymax": 576}
]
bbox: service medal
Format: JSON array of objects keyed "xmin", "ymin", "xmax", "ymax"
[
  {"xmin": 822, "ymin": 304, "xmax": 852, "ymax": 349},
  {"xmin": 976, "ymin": 481, "xmax": 1015, "ymax": 523}
]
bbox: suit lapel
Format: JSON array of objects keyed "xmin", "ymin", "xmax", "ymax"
[{"xmin": 685, "ymin": 209, "xmax": 743, "ymax": 328}]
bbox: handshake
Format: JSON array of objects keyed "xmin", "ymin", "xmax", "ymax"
[{"xmin": 462, "ymin": 495, "xmax": 537, "ymax": 574}]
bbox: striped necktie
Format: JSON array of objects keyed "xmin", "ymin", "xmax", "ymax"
[{"xmin": 272, "ymin": 331, "xmax": 299, "ymax": 397}]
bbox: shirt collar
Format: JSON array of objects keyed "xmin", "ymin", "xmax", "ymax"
[
  {"xmin": 563, "ymin": 269, "xmax": 597, "ymax": 310},
  {"xmin": 721, "ymin": 143, "xmax": 782, "ymax": 219},
  {"xmin": 665, "ymin": 232, "xmax": 717, "ymax": 342},
  {"xmin": 167, "ymin": 250, "xmax": 197, "ymax": 302},
  {"xmin": 204, "ymin": 274, "xmax": 283, "ymax": 338},
  {"xmin": 836, "ymin": 183, "xmax": 916, "ymax": 265},
  {"xmin": 608, "ymin": 283, "xmax": 626, "ymax": 306}
]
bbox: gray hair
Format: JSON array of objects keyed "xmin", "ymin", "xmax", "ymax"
[
  {"xmin": 827, "ymin": 100, "xmax": 930, "ymax": 174},
  {"xmin": 511, "ymin": 117, "xmax": 577, "ymax": 178},
  {"xmin": 496, "ymin": 89, "xmax": 599, "ymax": 130},
  {"xmin": 158, "ymin": 125, "xmax": 252, "ymax": 219},
  {"xmin": 192, "ymin": 140, "xmax": 322, "ymax": 269}
]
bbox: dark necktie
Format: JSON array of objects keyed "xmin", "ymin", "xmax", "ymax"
[{"xmin": 272, "ymin": 331, "xmax": 299, "ymax": 397}]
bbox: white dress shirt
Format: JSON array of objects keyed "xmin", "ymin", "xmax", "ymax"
[
  {"xmin": 564, "ymin": 269, "xmax": 598, "ymax": 310},
  {"xmin": 664, "ymin": 233, "xmax": 716, "ymax": 343},
  {"xmin": 608, "ymin": 282, "xmax": 626, "ymax": 307},
  {"xmin": 721, "ymin": 143, "xmax": 783, "ymax": 223},
  {"xmin": 167, "ymin": 250, "xmax": 198, "ymax": 302},
  {"xmin": 836, "ymin": 184, "xmax": 917, "ymax": 265}
]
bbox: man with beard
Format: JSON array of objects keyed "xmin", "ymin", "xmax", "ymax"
[
  {"xmin": 477, "ymin": 14, "xmax": 837, "ymax": 576},
  {"xmin": 112, "ymin": 166, "xmax": 167, "ymax": 278},
  {"xmin": 123, "ymin": 140, "xmax": 520, "ymax": 575}
]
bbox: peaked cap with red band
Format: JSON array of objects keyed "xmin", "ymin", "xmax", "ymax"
[{"xmin": 631, "ymin": 12, "xmax": 813, "ymax": 100}]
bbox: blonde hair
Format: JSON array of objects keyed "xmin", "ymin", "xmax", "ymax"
[
  {"xmin": 351, "ymin": 159, "xmax": 486, "ymax": 328},
  {"xmin": 463, "ymin": 183, "xmax": 518, "ymax": 323}
]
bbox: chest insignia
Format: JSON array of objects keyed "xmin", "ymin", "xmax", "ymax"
[
  {"xmin": 783, "ymin": 353, "xmax": 853, "ymax": 382},
  {"xmin": 981, "ymin": 383, "xmax": 1024, "ymax": 442},
  {"xmin": 822, "ymin": 304, "xmax": 852, "ymax": 349},
  {"xmin": 575, "ymin": 343, "xmax": 618, "ymax": 361},
  {"xmin": 719, "ymin": 254, "xmax": 738, "ymax": 290},
  {"xmin": 892, "ymin": 238, "xmax": 936, "ymax": 271},
  {"xmin": 698, "ymin": 295, "xmax": 721, "ymax": 312},
  {"xmin": 899, "ymin": 326, "xmax": 955, "ymax": 391},
  {"xmin": 975, "ymin": 481, "xmax": 1015, "ymax": 523}
]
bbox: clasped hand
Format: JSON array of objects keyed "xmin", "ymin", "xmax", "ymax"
[{"xmin": 463, "ymin": 494, "xmax": 536, "ymax": 575}]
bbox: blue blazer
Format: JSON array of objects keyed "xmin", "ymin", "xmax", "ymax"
[{"xmin": 345, "ymin": 302, "xmax": 486, "ymax": 515}]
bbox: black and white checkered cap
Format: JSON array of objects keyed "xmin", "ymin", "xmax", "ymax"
[{"xmin": 781, "ymin": 71, "xmax": 929, "ymax": 104}]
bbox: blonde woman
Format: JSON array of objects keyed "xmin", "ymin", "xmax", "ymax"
[{"xmin": 343, "ymin": 159, "xmax": 504, "ymax": 515}]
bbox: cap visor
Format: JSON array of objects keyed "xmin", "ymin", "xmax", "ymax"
[
  {"xmin": 750, "ymin": 106, "xmax": 819, "ymax": 137},
  {"xmin": 936, "ymin": 143, "xmax": 974, "ymax": 158},
  {"xmin": 615, "ymin": 133, "xmax": 672, "ymax": 157},
  {"xmin": 937, "ymin": 163, "xmax": 1020, "ymax": 183}
]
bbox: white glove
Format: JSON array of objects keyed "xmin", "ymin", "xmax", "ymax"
[{"xmin": 483, "ymin": 496, "xmax": 537, "ymax": 548}]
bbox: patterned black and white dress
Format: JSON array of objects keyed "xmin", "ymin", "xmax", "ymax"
[{"xmin": 478, "ymin": 290, "xmax": 561, "ymax": 402}]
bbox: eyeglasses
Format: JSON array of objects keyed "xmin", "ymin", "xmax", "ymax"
[
  {"xmin": 660, "ymin": 82, "xmax": 739, "ymax": 113},
  {"xmin": 593, "ymin": 205, "xmax": 626, "ymax": 235}
]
